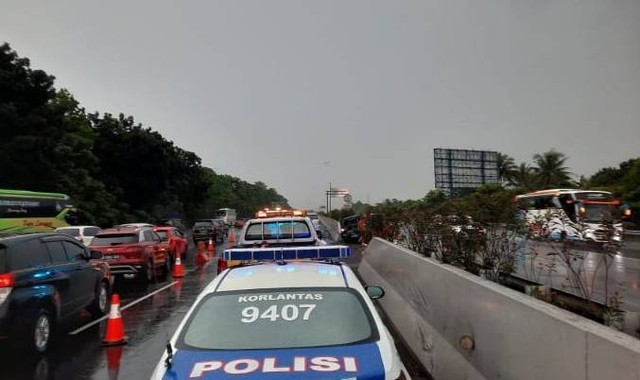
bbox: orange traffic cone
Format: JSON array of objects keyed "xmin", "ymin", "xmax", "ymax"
[
  {"xmin": 102, "ymin": 294, "xmax": 127, "ymax": 346},
  {"xmin": 172, "ymin": 256, "xmax": 185, "ymax": 278},
  {"xmin": 229, "ymin": 229, "xmax": 236, "ymax": 246},
  {"xmin": 197, "ymin": 241, "xmax": 206, "ymax": 253},
  {"xmin": 106, "ymin": 345, "xmax": 124, "ymax": 380}
]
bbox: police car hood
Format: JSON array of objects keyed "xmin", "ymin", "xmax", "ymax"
[{"xmin": 160, "ymin": 342, "xmax": 387, "ymax": 379}]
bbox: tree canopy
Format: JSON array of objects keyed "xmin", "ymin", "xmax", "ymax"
[{"xmin": 0, "ymin": 43, "xmax": 288, "ymax": 226}]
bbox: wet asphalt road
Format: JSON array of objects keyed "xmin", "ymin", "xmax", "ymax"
[
  {"xmin": 6, "ymin": 225, "xmax": 632, "ymax": 379},
  {"xmin": 0, "ymin": 238, "xmax": 224, "ymax": 380},
  {"xmin": 0, "ymin": 226, "xmax": 430, "ymax": 379}
]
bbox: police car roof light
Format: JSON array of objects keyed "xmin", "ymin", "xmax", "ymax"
[{"xmin": 222, "ymin": 245, "xmax": 351, "ymax": 261}]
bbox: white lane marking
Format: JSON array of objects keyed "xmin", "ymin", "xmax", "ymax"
[{"xmin": 69, "ymin": 281, "xmax": 178, "ymax": 335}]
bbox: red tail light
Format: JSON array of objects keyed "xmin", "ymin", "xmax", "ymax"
[
  {"xmin": 0, "ymin": 273, "xmax": 15, "ymax": 288},
  {"xmin": 217, "ymin": 260, "xmax": 228, "ymax": 274}
]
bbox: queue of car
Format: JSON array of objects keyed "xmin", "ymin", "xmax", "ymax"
[
  {"xmin": 0, "ymin": 219, "xmax": 190, "ymax": 354},
  {"xmin": 152, "ymin": 208, "xmax": 412, "ymax": 380},
  {"xmin": 2, "ymin": 210, "xmax": 414, "ymax": 378}
]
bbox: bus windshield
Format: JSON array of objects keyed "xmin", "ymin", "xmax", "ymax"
[{"xmin": 582, "ymin": 204, "xmax": 619, "ymax": 223}]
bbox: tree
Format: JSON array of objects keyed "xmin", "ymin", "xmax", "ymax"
[
  {"xmin": 423, "ymin": 190, "xmax": 447, "ymax": 206},
  {"xmin": 497, "ymin": 153, "xmax": 518, "ymax": 186},
  {"xmin": 0, "ymin": 43, "xmax": 58, "ymax": 188},
  {"xmin": 589, "ymin": 158, "xmax": 638, "ymax": 193},
  {"xmin": 0, "ymin": 42, "xmax": 291, "ymax": 227},
  {"xmin": 532, "ymin": 150, "xmax": 575, "ymax": 189},
  {"xmin": 621, "ymin": 159, "xmax": 640, "ymax": 209},
  {"xmin": 510, "ymin": 163, "xmax": 536, "ymax": 190}
]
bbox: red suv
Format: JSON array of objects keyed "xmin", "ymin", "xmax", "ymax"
[
  {"xmin": 89, "ymin": 227, "xmax": 170, "ymax": 283},
  {"xmin": 153, "ymin": 226, "xmax": 188, "ymax": 262}
]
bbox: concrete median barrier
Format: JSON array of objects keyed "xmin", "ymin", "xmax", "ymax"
[{"xmin": 358, "ymin": 238, "xmax": 640, "ymax": 380}]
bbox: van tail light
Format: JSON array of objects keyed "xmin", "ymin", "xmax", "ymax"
[{"xmin": 0, "ymin": 273, "xmax": 14, "ymax": 306}]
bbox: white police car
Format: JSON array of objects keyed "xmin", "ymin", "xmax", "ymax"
[{"xmin": 151, "ymin": 246, "xmax": 410, "ymax": 379}]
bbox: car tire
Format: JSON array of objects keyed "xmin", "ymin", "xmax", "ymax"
[
  {"xmin": 89, "ymin": 281, "xmax": 109, "ymax": 317},
  {"xmin": 27, "ymin": 308, "xmax": 53, "ymax": 354},
  {"xmin": 158, "ymin": 258, "xmax": 170, "ymax": 281},
  {"xmin": 139, "ymin": 260, "xmax": 155, "ymax": 283}
]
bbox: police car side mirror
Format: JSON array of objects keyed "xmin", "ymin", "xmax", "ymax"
[
  {"xmin": 365, "ymin": 285, "xmax": 385, "ymax": 300},
  {"xmin": 90, "ymin": 250, "xmax": 103, "ymax": 260},
  {"xmin": 316, "ymin": 230, "xmax": 323, "ymax": 239}
]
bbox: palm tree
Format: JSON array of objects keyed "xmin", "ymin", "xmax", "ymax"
[
  {"xmin": 511, "ymin": 163, "xmax": 536, "ymax": 190},
  {"xmin": 532, "ymin": 149, "xmax": 575, "ymax": 189},
  {"xmin": 497, "ymin": 153, "xmax": 518, "ymax": 186}
]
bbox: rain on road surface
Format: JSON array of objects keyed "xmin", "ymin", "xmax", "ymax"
[{"xmin": 0, "ymin": 226, "xmax": 431, "ymax": 380}]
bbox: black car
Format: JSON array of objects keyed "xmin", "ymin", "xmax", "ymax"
[
  {"xmin": 191, "ymin": 219, "xmax": 222, "ymax": 244},
  {"xmin": 340, "ymin": 215, "xmax": 362, "ymax": 243},
  {"xmin": 0, "ymin": 233, "xmax": 108, "ymax": 353}
]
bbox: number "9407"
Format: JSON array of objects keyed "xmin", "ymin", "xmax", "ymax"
[{"xmin": 240, "ymin": 304, "xmax": 316, "ymax": 323}]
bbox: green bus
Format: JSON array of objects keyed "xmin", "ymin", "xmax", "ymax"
[{"xmin": 0, "ymin": 189, "xmax": 78, "ymax": 233}]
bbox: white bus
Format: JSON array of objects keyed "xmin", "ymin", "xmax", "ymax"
[
  {"xmin": 515, "ymin": 189, "xmax": 629, "ymax": 242},
  {"xmin": 214, "ymin": 208, "xmax": 237, "ymax": 226}
]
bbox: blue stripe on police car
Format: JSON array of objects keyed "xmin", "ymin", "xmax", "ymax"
[{"xmin": 162, "ymin": 342, "xmax": 385, "ymax": 379}]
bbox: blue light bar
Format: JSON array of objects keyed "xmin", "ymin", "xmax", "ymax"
[{"xmin": 222, "ymin": 245, "xmax": 351, "ymax": 261}]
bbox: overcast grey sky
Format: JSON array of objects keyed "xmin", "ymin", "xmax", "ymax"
[{"xmin": 2, "ymin": 0, "xmax": 639, "ymax": 209}]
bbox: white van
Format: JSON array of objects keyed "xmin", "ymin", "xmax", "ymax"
[
  {"xmin": 55, "ymin": 225, "xmax": 102, "ymax": 246},
  {"xmin": 214, "ymin": 208, "xmax": 237, "ymax": 226}
]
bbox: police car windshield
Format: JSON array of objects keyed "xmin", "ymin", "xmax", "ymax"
[
  {"xmin": 245, "ymin": 221, "xmax": 311, "ymax": 241},
  {"xmin": 179, "ymin": 288, "xmax": 376, "ymax": 350}
]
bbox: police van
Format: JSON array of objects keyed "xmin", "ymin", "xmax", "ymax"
[
  {"xmin": 217, "ymin": 209, "xmax": 325, "ymax": 273},
  {"xmin": 151, "ymin": 246, "xmax": 410, "ymax": 379}
]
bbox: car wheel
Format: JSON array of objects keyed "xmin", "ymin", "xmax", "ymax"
[
  {"xmin": 89, "ymin": 281, "xmax": 109, "ymax": 317},
  {"xmin": 158, "ymin": 258, "xmax": 170, "ymax": 281},
  {"xmin": 29, "ymin": 309, "xmax": 53, "ymax": 354},
  {"xmin": 139, "ymin": 260, "xmax": 155, "ymax": 283}
]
